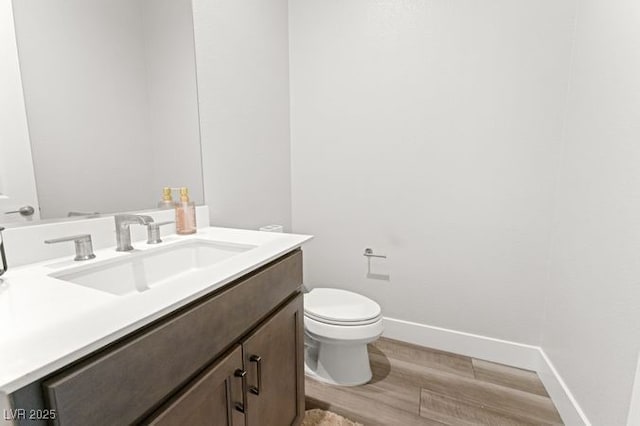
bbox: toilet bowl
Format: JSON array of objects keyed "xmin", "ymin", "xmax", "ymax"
[{"xmin": 304, "ymin": 288, "xmax": 383, "ymax": 386}]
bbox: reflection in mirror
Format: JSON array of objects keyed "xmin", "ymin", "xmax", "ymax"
[
  {"xmin": 11, "ymin": 0, "xmax": 203, "ymax": 220},
  {"xmin": 0, "ymin": 0, "xmax": 40, "ymax": 225}
]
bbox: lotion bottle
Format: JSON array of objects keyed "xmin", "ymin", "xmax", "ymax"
[{"xmin": 175, "ymin": 187, "xmax": 196, "ymax": 235}]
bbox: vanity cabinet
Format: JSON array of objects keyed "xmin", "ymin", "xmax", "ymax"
[
  {"xmin": 147, "ymin": 295, "xmax": 304, "ymax": 426},
  {"xmin": 11, "ymin": 249, "xmax": 304, "ymax": 426}
]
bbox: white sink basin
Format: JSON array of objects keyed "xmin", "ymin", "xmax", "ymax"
[{"xmin": 50, "ymin": 239, "xmax": 256, "ymax": 296}]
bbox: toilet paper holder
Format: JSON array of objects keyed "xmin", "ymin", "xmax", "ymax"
[{"xmin": 363, "ymin": 248, "xmax": 386, "ymax": 259}]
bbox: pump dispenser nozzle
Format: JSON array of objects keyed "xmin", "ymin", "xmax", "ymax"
[{"xmin": 157, "ymin": 187, "xmax": 175, "ymax": 209}]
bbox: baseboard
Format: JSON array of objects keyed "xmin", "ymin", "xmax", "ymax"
[
  {"xmin": 382, "ymin": 317, "xmax": 541, "ymax": 370},
  {"xmin": 536, "ymin": 350, "xmax": 591, "ymax": 426},
  {"xmin": 626, "ymin": 355, "xmax": 640, "ymax": 426},
  {"xmin": 382, "ymin": 316, "xmax": 590, "ymax": 426}
]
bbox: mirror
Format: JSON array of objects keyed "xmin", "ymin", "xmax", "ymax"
[{"xmin": 6, "ymin": 0, "xmax": 203, "ymax": 221}]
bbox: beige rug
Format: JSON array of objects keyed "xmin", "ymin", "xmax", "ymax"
[{"xmin": 302, "ymin": 409, "xmax": 363, "ymax": 426}]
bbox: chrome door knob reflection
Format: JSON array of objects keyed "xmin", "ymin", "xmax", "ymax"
[{"xmin": 4, "ymin": 205, "xmax": 35, "ymax": 217}]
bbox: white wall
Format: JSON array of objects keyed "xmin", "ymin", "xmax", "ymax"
[
  {"xmin": 541, "ymin": 0, "xmax": 640, "ymax": 424},
  {"xmin": 290, "ymin": 0, "xmax": 575, "ymax": 344},
  {"xmin": 0, "ymin": 0, "xmax": 39, "ymax": 223},
  {"xmin": 193, "ymin": 0, "xmax": 292, "ymax": 231},
  {"xmin": 12, "ymin": 0, "xmax": 202, "ymax": 218}
]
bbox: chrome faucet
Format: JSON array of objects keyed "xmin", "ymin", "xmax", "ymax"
[{"xmin": 114, "ymin": 214, "xmax": 154, "ymax": 251}]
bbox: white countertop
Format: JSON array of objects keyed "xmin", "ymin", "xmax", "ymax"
[{"xmin": 0, "ymin": 226, "xmax": 312, "ymax": 394}]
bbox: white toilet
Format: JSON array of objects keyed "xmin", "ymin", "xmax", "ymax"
[{"xmin": 304, "ymin": 288, "xmax": 383, "ymax": 386}]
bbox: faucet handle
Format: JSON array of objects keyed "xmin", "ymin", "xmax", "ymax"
[
  {"xmin": 45, "ymin": 234, "xmax": 96, "ymax": 261},
  {"xmin": 147, "ymin": 221, "xmax": 174, "ymax": 244},
  {"xmin": 0, "ymin": 227, "xmax": 7, "ymax": 276}
]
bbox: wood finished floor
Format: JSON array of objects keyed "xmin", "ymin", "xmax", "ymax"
[{"xmin": 305, "ymin": 338, "xmax": 563, "ymax": 426}]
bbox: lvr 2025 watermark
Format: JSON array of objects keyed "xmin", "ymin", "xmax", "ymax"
[{"xmin": 4, "ymin": 409, "xmax": 57, "ymax": 420}]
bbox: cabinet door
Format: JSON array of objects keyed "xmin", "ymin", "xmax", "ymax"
[
  {"xmin": 243, "ymin": 294, "xmax": 305, "ymax": 426},
  {"xmin": 146, "ymin": 345, "xmax": 246, "ymax": 426}
]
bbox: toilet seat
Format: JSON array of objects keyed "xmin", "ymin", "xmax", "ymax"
[
  {"xmin": 304, "ymin": 288, "xmax": 382, "ymax": 326},
  {"xmin": 305, "ymin": 313, "xmax": 382, "ymax": 326},
  {"xmin": 305, "ymin": 314, "xmax": 384, "ymax": 342}
]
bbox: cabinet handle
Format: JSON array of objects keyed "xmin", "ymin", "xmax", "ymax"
[
  {"xmin": 249, "ymin": 355, "xmax": 262, "ymax": 395},
  {"xmin": 234, "ymin": 369, "xmax": 248, "ymax": 414},
  {"xmin": 225, "ymin": 380, "xmax": 234, "ymax": 422}
]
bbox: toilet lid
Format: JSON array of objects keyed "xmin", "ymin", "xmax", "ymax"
[{"xmin": 304, "ymin": 288, "xmax": 382, "ymax": 324}]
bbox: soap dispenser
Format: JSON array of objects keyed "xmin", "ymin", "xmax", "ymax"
[
  {"xmin": 157, "ymin": 187, "xmax": 175, "ymax": 209},
  {"xmin": 175, "ymin": 187, "xmax": 196, "ymax": 235}
]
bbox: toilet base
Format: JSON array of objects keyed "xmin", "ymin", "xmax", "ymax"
[{"xmin": 304, "ymin": 339, "xmax": 373, "ymax": 386}]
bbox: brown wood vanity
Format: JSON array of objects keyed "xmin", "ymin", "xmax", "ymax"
[{"xmin": 10, "ymin": 249, "xmax": 305, "ymax": 426}]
